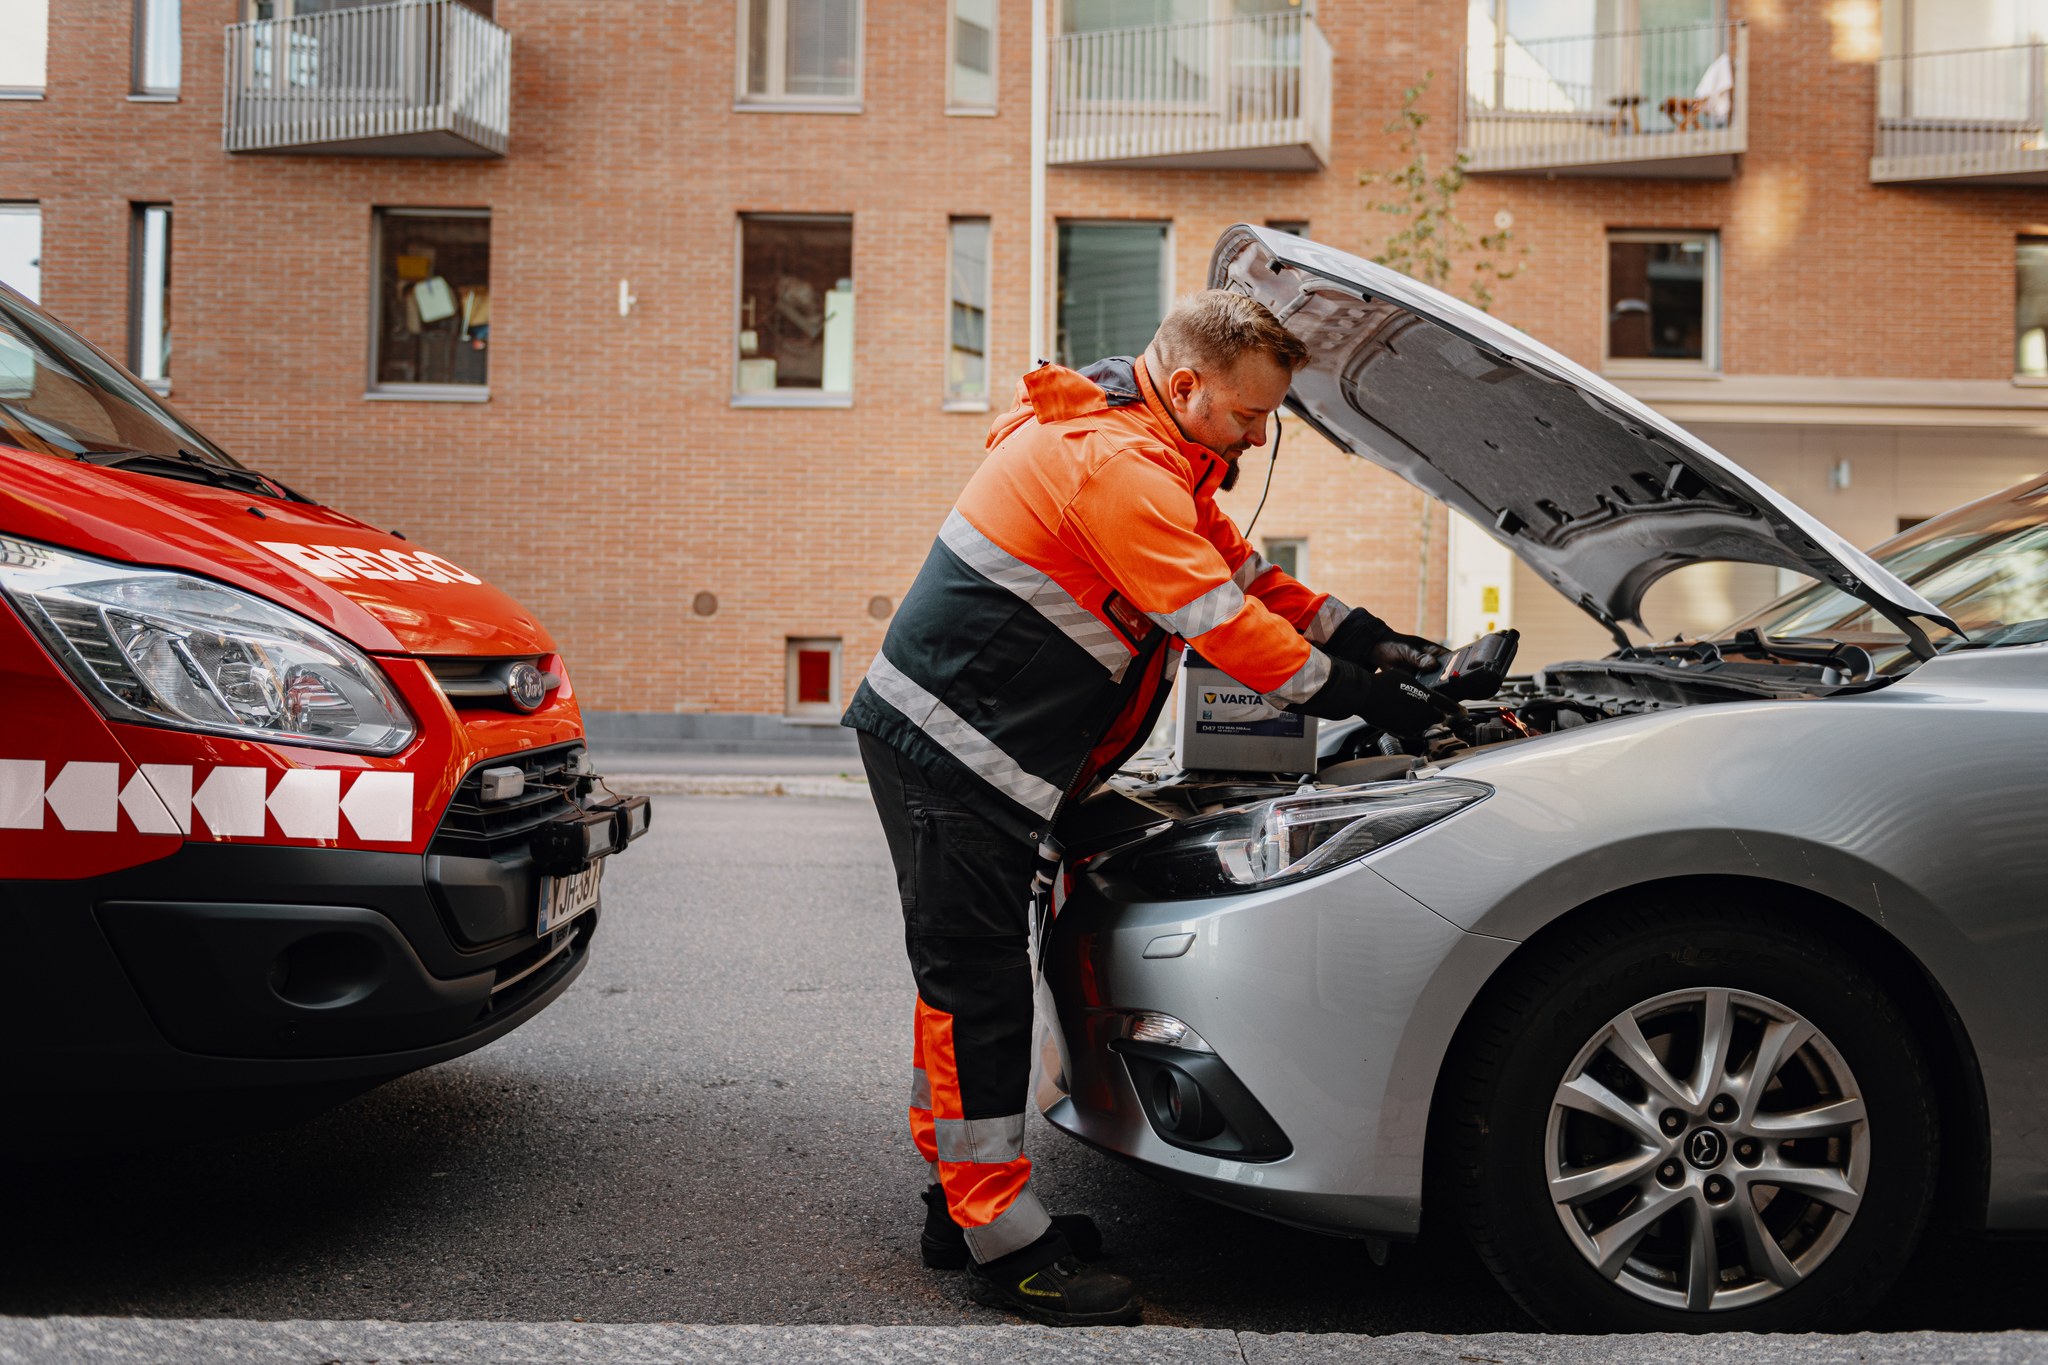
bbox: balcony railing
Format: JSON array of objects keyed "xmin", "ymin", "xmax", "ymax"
[
  {"xmin": 1872, "ymin": 42, "xmax": 2048, "ymax": 184},
  {"xmin": 224, "ymin": 0, "xmax": 509, "ymax": 158},
  {"xmin": 1460, "ymin": 20, "xmax": 1746, "ymax": 177},
  {"xmin": 1048, "ymin": 12, "xmax": 1331, "ymax": 171}
]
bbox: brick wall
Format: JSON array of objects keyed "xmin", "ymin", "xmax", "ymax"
[{"xmin": 4, "ymin": 0, "xmax": 2044, "ymax": 718}]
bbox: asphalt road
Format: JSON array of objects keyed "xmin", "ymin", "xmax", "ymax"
[{"xmin": 6, "ymin": 794, "xmax": 2048, "ymax": 1334}]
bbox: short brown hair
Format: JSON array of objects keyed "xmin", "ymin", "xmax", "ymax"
[{"xmin": 1150, "ymin": 289, "xmax": 1309, "ymax": 376}]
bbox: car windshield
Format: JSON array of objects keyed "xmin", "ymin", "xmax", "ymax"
[
  {"xmin": 1721, "ymin": 479, "xmax": 2048, "ymax": 656},
  {"xmin": 0, "ymin": 286, "xmax": 239, "ymax": 467}
]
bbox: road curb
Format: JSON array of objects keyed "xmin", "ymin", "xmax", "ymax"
[{"xmin": 4, "ymin": 1320, "xmax": 2046, "ymax": 1365}]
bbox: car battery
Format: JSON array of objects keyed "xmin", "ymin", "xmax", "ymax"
[{"xmin": 1176, "ymin": 655, "xmax": 1319, "ymax": 773}]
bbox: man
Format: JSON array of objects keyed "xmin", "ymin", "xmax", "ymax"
[{"xmin": 843, "ymin": 291, "xmax": 1447, "ymax": 1326}]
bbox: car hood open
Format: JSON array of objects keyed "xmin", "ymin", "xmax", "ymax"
[{"xmin": 1210, "ymin": 225, "xmax": 1955, "ymax": 642}]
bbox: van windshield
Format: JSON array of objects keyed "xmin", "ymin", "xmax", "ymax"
[{"xmin": 0, "ymin": 287, "xmax": 240, "ymax": 468}]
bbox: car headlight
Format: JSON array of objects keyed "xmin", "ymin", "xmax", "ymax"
[
  {"xmin": 0, "ymin": 536, "xmax": 415, "ymax": 755},
  {"xmin": 1103, "ymin": 779, "xmax": 1490, "ymax": 898}
]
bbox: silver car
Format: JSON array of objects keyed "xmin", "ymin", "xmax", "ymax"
[{"xmin": 1041, "ymin": 224, "xmax": 2048, "ymax": 1332}]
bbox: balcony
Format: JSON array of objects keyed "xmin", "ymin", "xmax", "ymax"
[
  {"xmin": 1460, "ymin": 20, "xmax": 1746, "ymax": 178},
  {"xmin": 1872, "ymin": 42, "xmax": 2048, "ymax": 184},
  {"xmin": 223, "ymin": 0, "xmax": 509, "ymax": 158},
  {"xmin": 1048, "ymin": 12, "xmax": 1331, "ymax": 172}
]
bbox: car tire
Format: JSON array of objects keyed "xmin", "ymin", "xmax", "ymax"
[{"xmin": 1435, "ymin": 896, "xmax": 1938, "ymax": 1332}]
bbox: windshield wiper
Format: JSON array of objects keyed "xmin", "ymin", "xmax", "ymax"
[{"xmin": 80, "ymin": 447, "xmax": 312, "ymax": 503}]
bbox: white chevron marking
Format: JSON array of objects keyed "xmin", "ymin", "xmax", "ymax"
[
  {"xmin": 0, "ymin": 759, "xmax": 44, "ymax": 830},
  {"xmin": 46, "ymin": 761, "xmax": 119, "ymax": 832},
  {"xmin": 119, "ymin": 767, "xmax": 182, "ymax": 835},
  {"xmin": 139, "ymin": 764, "xmax": 193, "ymax": 835},
  {"xmin": 193, "ymin": 766, "xmax": 268, "ymax": 837},
  {"xmin": 267, "ymin": 769, "xmax": 341, "ymax": 840},
  {"xmin": 341, "ymin": 771, "xmax": 413, "ymax": 843}
]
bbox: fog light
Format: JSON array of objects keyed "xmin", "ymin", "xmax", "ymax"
[
  {"xmin": 477, "ymin": 765, "xmax": 526, "ymax": 803},
  {"xmin": 1150, "ymin": 1069, "xmax": 1202, "ymax": 1134},
  {"xmin": 1128, "ymin": 1011, "xmax": 1214, "ymax": 1052}
]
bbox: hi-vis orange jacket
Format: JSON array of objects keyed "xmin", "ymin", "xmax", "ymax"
[{"xmin": 844, "ymin": 356, "xmax": 1356, "ymax": 844}]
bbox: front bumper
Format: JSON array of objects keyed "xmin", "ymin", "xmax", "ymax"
[
  {"xmin": 1043, "ymin": 858, "xmax": 1518, "ymax": 1239},
  {"xmin": 6, "ymin": 835, "xmax": 619, "ymax": 1100}
]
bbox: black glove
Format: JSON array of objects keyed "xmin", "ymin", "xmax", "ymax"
[
  {"xmin": 1324, "ymin": 607, "xmax": 1448, "ymax": 675},
  {"xmin": 1294, "ymin": 656, "xmax": 1449, "ymax": 738}
]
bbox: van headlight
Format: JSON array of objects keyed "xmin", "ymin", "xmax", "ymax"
[
  {"xmin": 0, "ymin": 536, "xmax": 415, "ymax": 754},
  {"xmin": 1104, "ymin": 779, "xmax": 1490, "ymax": 898}
]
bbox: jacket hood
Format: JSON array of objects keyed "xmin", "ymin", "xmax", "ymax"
[
  {"xmin": 1209, "ymin": 225, "xmax": 1956, "ymax": 641},
  {"xmin": 0, "ymin": 447, "xmax": 552, "ymax": 656}
]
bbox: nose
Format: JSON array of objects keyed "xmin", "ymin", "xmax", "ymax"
[{"xmin": 1244, "ymin": 415, "xmax": 1269, "ymax": 448}]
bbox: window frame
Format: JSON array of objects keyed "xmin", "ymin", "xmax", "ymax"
[
  {"xmin": 944, "ymin": 215, "xmax": 993, "ymax": 411},
  {"xmin": 1601, "ymin": 227, "xmax": 1720, "ymax": 377},
  {"xmin": 0, "ymin": 203, "xmax": 43, "ymax": 302},
  {"xmin": 946, "ymin": 0, "xmax": 998, "ymax": 115},
  {"xmin": 366, "ymin": 206, "xmax": 493, "ymax": 403},
  {"xmin": 1053, "ymin": 217, "xmax": 1173, "ymax": 371},
  {"xmin": 2016, "ymin": 235, "xmax": 2048, "ymax": 384},
  {"xmin": 732, "ymin": 211, "xmax": 857, "ymax": 409},
  {"xmin": 736, "ymin": 0, "xmax": 865, "ymax": 112},
  {"xmin": 784, "ymin": 636, "xmax": 844, "ymax": 720},
  {"xmin": 132, "ymin": 0, "xmax": 180, "ymax": 98},
  {"xmin": 1261, "ymin": 536, "xmax": 1308, "ymax": 582},
  {"xmin": 128, "ymin": 203, "xmax": 173, "ymax": 395}
]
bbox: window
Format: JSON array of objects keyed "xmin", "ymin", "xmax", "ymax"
[
  {"xmin": 130, "ymin": 206, "xmax": 172, "ymax": 391},
  {"xmin": 0, "ymin": 0, "xmax": 48, "ymax": 97},
  {"xmin": 134, "ymin": 0, "xmax": 180, "ymax": 95},
  {"xmin": 785, "ymin": 637, "xmax": 842, "ymax": 718},
  {"xmin": 1605, "ymin": 229, "xmax": 1717, "ymax": 370},
  {"xmin": 949, "ymin": 0, "xmax": 996, "ymax": 111},
  {"xmin": 1056, "ymin": 221, "xmax": 1169, "ymax": 368},
  {"xmin": 740, "ymin": 0, "xmax": 861, "ymax": 106},
  {"xmin": 737, "ymin": 214, "xmax": 854, "ymax": 402},
  {"xmin": 1262, "ymin": 536, "xmax": 1307, "ymax": 581},
  {"xmin": 947, "ymin": 218, "xmax": 990, "ymax": 407},
  {"xmin": 2018, "ymin": 238, "xmax": 2048, "ymax": 378},
  {"xmin": 371, "ymin": 209, "xmax": 490, "ymax": 395},
  {"xmin": 0, "ymin": 205, "xmax": 41, "ymax": 301},
  {"xmin": 1266, "ymin": 220, "xmax": 1310, "ymax": 238}
]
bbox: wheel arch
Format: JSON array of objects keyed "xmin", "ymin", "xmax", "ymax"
[{"xmin": 1422, "ymin": 872, "xmax": 1991, "ymax": 1234}]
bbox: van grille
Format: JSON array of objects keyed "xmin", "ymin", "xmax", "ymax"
[{"xmin": 429, "ymin": 743, "xmax": 591, "ymax": 859}]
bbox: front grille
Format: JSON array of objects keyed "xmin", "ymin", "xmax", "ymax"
[
  {"xmin": 426, "ymin": 655, "xmax": 562, "ymax": 713},
  {"xmin": 429, "ymin": 742, "xmax": 591, "ymax": 859}
]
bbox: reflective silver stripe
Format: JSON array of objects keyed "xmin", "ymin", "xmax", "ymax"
[
  {"xmin": 1306, "ymin": 595, "xmax": 1349, "ymax": 645},
  {"xmin": 939, "ymin": 511, "xmax": 1131, "ymax": 680},
  {"xmin": 1231, "ymin": 550, "xmax": 1272, "ymax": 591},
  {"xmin": 911, "ymin": 1066, "xmax": 932, "ymax": 1112},
  {"xmin": 1265, "ymin": 644, "xmax": 1331, "ymax": 706},
  {"xmin": 864, "ymin": 654, "xmax": 1063, "ymax": 818},
  {"xmin": 1148, "ymin": 577, "xmax": 1246, "ymax": 640},
  {"xmin": 1162, "ymin": 648, "xmax": 1183, "ymax": 684},
  {"xmin": 933, "ymin": 1112, "xmax": 1027, "ymax": 1165},
  {"xmin": 962, "ymin": 1186, "xmax": 1053, "ymax": 1263}
]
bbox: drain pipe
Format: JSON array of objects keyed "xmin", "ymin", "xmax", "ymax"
[{"xmin": 1029, "ymin": 0, "xmax": 1048, "ymax": 365}]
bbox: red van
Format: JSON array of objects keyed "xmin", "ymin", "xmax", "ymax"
[{"xmin": 0, "ymin": 283, "xmax": 646, "ymax": 1119}]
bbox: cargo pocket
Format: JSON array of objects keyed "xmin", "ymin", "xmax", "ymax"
[{"xmin": 907, "ymin": 806, "xmax": 1035, "ymax": 940}]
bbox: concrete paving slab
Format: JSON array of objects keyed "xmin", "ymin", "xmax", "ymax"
[{"xmin": 5, "ymin": 1320, "xmax": 2048, "ymax": 1365}]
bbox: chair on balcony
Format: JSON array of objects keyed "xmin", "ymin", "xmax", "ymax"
[{"xmin": 1663, "ymin": 52, "xmax": 1734, "ymax": 132}]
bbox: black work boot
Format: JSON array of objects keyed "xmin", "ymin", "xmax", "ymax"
[
  {"xmin": 919, "ymin": 1183, "xmax": 1104, "ymax": 1270},
  {"xmin": 966, "ymin": 1227, "xmax": 1141, "ymax": 1327}
]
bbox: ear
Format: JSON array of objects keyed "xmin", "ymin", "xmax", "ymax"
[{"xmin": 1167, "ymin": 366, "xmax": 1201, "ymax": 406}]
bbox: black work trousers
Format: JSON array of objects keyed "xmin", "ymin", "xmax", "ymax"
[{"xmin": 858, "ymin": 732, "xmax": 1055, "ymax": 1266}]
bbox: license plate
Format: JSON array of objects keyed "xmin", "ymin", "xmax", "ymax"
[{"xmin": 537, "ymin": 860, "xmax": 604, "ymax": 936}]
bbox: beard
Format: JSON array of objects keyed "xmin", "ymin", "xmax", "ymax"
[{"xmin": 1220, "ymin": 459, "xmax": 1242, "ymax": 492}]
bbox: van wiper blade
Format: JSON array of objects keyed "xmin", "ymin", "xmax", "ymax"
[{"xmin": 80, "ymin": 447, "xmax": 311, "ymax": 502}]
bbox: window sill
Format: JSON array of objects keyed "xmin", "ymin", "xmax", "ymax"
[
  {"xmin": 1600, "ymin": 362, "xmax": 1721, "ymax": 380},
  {"xmin": 733, "ymin": 99, "xmax": 863, "ymax": 115},
  {"xmin": 0, "ymin": 91, "xmax": 46, "ymax": 101},
  {"xmin": 945, "ymin": 106, "xmax": 998, "ymax": 118},
  {"xmin": 144, "ymin": 377, "xmax": 171, "ymax": 397},
  {"xmin": 2012, "ymin": 375, "xmax": 2048, "ymax": 387},
  {"xmin": 127, "ymin": 93, "xmax": 180, "ymax": 103},
  {"xmin": 942, "ymin": 398, "xmax": 991, "ymax": 413},
  {"xmin": 731, "ymin": 391, "xmax": 853, "ymax": 409},
  {"xmin": 363, "ymin": 386, "xmax": 490, "ymax": 403}
]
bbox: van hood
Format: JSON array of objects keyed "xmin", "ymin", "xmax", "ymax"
[
  {"xmin": 0, "ymin": 447, "xmax": 551, "ymax": 656},
  {"xmin": 1210, "ymin": 225, "xmax": 1956, "ymax": 642}
]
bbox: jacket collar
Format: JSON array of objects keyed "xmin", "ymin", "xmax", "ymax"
[{"xmin": 1135, "ymin": 358, "xmax": 1228, "ymax": 498}]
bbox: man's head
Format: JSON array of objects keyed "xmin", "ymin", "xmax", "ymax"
[{"xmin": 1143, "ymin": 290, "xmax": 1310, "ymax": 482}]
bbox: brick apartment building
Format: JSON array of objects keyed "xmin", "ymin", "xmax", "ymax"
[{"xmin": 3, "ymin": 0, "xmax": 2046, "ymax": 748}]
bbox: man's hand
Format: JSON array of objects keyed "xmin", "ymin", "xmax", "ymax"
[
  {"xmin": 1324, "ymin": 607, "xmax": 1448, "ymax": 677},
  {"xmin": 1293, "ymin": 656, "xmax": 1453, "ymax": 739}
]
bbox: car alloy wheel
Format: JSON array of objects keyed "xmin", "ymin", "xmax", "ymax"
[
  {"xmin": 1545, "ymin": 987, "xmax": 1869, "ymax": 1313},
  {"xmin": 1436, "ymin": 902, "xmax": 1938, "ymax": 1332}
]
